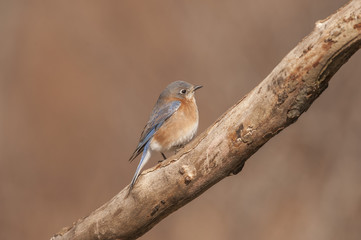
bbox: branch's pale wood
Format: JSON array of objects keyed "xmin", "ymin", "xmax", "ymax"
[{"xmin": 51, "ymin": 1, "xmax": 361, "ymax": 240}]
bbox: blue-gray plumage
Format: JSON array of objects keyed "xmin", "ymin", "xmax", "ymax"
[{"xmin": 129, "ymin": 81, "xmax": 202, "ymax": 191}]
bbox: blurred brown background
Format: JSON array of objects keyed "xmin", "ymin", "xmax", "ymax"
[{"xmin": 1, "ymin": 0, "xmax": 361, "ymax": 239}]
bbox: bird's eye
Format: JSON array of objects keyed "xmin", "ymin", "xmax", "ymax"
[{"xmin": 180, "ymin": 89, "xmax": 187, "ymax": 94}]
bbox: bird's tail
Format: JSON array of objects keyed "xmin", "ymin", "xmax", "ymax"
[{"xmin": 129, "ymin": 141, "xmax": 151, "ymax": 192}]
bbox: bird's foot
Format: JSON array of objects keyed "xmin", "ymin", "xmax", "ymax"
[{"xmin": 158, "ymin": 152, "xmax": 167, "ymax": 163}]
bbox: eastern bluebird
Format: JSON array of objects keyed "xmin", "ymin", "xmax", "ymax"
[{"xmin": 129, "ymin": 81, "xmax": 202, "ymax": 191}]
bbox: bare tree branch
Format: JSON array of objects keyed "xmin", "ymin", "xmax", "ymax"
[{"xmin": 51, "ymin": 1, "xmax": 361, "ymax": 239}]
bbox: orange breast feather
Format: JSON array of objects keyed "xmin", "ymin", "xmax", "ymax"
[{"xmin": 152, "ymin": 97, "xmax": 199, "ymax": 151}]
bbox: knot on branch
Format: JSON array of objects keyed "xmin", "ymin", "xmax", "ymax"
[{"xmin": 179, "ymin": 165, "xmax": 197, "ymax": 185}]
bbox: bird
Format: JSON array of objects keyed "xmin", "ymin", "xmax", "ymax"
[{"xmin": 128, "ymin": 81, "xmax": 202, "ymax": 191}]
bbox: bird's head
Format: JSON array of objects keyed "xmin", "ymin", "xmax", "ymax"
[{"xmin": 163, "ymin": 81, "xmax": 202, "ymax": 100}]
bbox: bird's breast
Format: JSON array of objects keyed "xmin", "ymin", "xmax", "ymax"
[{"xmin": 151, "ymin": 98, "xmax": 199, "ymax": 152}]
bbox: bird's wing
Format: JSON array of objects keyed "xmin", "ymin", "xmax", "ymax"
[{"xmin": 129, "ymin": 100, "xmax": 181, "ymax": 161}]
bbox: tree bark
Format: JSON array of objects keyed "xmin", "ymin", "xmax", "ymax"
[{"xmin": 51, "ymin": 1, "xmax": 361, "ymax": 239}]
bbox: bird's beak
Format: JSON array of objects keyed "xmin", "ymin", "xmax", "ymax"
[{"xmin": 193, "ymin": 85, "xmax": 203, "ymax": 92}]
